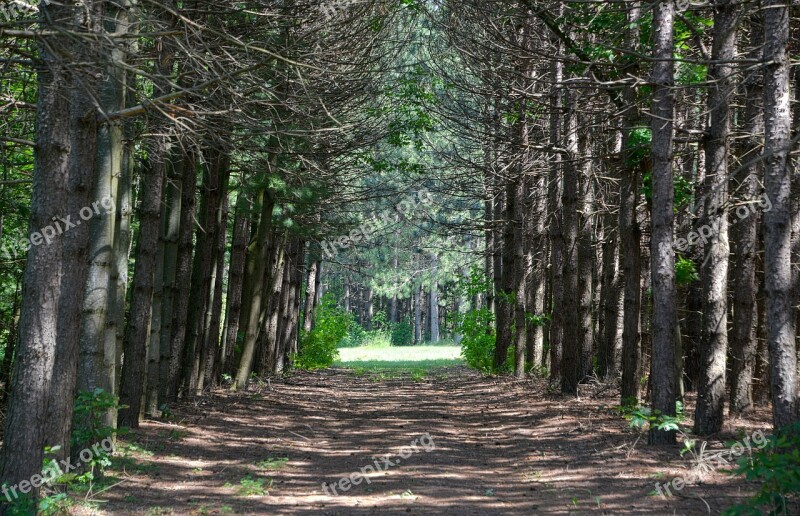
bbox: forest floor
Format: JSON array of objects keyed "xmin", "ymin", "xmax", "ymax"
[{"xmin": 81, "ymin": 365, "xmax": 774, "ymax": 515}]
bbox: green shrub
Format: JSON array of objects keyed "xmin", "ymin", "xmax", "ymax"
[
  {"xmin": 339, "ymin": 318, "xmax": 367, "ymax": 348},
  {"xmin": 457, "ymin": 307, "xmax": 509, "ymax": 373},
  {"xmin": 390, "ymin": 321, "xmax": 413, "ymax": 346},
  {"xmin": 455, "ymin": 268, "xmax": 512, "ymax": 373},
  {"xmin": 372, "ymin": 310, "xmax": 389, "ymax": 331},
  {"xmin": 294, "ymin": 294, "xmax": 349, "ymax": 370},
  {"xmin": 723, "ymin": 423, "xmax": 800, "ymax": 516}
]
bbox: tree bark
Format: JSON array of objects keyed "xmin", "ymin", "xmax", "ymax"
[
  {"xmin": 730, "ymin": 12, "xmax": 763, "ymax": 416},
  {"xmin": 167, "ymin": 150, "xmax": 197, "ymax": 400},
  {"xmin": 695, "ymin": 0, "xmax": 738, "ymax": 436},
  {"xmin": 0, "ymin": 0, "xmax": 71, "ymax": 495},
  {"xmin": 620, "ymin": 1, "xmax": 643, "ymax": 404},
  {"xmin": 220, "ymin": 190, "xmax": 251, "ymax": 377},
  {"xmin": 235, "ymin": 189, "xmax": 275, "ymax": 389},
  {"xmin": 118, "ymin": 138, "xmax": 167, "ymax": 428},
  {"xmin": 547, "ymin": 47, "xmax": 564, "ymax": 383},
  {"xmin": 649, "ymin": 0, "xmax": 677, "ymax": 445},
  {"xmin": 762, "ymin": 0, "xmax": 798, "ymax": 430}
]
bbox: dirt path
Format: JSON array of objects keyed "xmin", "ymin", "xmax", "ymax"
[{"xmin": 95, "ymin": 367, "xmax": 769, "ymax": 515}]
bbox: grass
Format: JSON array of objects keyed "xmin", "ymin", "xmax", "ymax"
[
  {"xmin": 224, "ymin": 476, "xmax": 271, "ymax": 496},
  {"xmin": 335, "ymin": 343, "xmax": 463, "ymax": 371}
]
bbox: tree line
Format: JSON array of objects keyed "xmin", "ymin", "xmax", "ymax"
[{"xmin": 0, "ymin": 0, "xmax": 798, "ymax": 509}]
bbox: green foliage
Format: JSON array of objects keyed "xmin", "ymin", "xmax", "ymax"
[
  {"xmin": 371, "ymin": 310, "xmax": 389, "ymax": 331},
  {"xmin": 619, "ymin": 401, "xmax": 685, "ymax": 433},
  {"xmin": 224, "ymin": 476, "xmax": 271, "ymax": 497},
  {"xmin": 626, "ymin": 127, "xmax": 651, "ymax": 166},
  {"xmin": 641, "ymin": 172, "xmax": 693, "ymax": 210},
  {"xmin": 391, "ymin": 321, "xmax": 414, "ymax": 347},
  {"xmin": 723, "ymin": 423, "xmax": 800, "ymax": 516},
  {"xmin": 676, "ymin": 61, "xmax": 707, "ymax": 85},
  {"xmin": 525, "ymin": 312, "xmax": 550, "ymax": 328},
  {"xmin": 339, "ymin": 319, "xmax": 368, "ymax": 348},
  {"xmin": 455, "ymin": 268, "xmax": 511, "ymax": 373},
  {"xmin": 675, "ymin": 256, "xmax": 699, "ymax": 286},
  {"xmin": 73, "ymin": 389, "xmax": 120, "ymax": 447},
  {"xmin": 255, "ymin": 457, "xmax": 289, "ymax": 471},
  {"xmin": 458, "ymin": 267, "xmax": 493, "ymax": 298},
  {"xmin": 294, "ymin": 294, "xmax": 348, "ymax": 370},
  {"xmin": 457, "ymin": 308, "xmax": 509, "ymax": 373}
]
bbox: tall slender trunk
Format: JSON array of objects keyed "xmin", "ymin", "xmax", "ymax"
[
  {"xmin": 235, "ymin": 189, "xmax": 275, "ymax": 389},
  {"xmin": 48, "ymin": 0, "xmax": 104, "ymax": 460},
  {"xmin": 0, "ymin": 0, "xmax": 71, "ymax": 493},
  {"xmin": 414, "ymin": 284, "xmax": 422, "ymax": 344},
  {"xmin": 167, "ymin": 150, "xmax": 197, "ymax": 399},
  {"xmin": 730, "ymin": 17, "xmax": 763, "ymax": 412},
  {"xmin": 118, "ymin": 138, "xmax": 167, "ymax": 428},
  {"xmin": 303, "ymin": 243, "xmax": 320, "ymax": 333},
  {"xmin": 620, "ymin": 1, "xmax": 643, "ymax": 404},
  {"xmin": 220, "ymin": 190, "xmax": 251, "ymax": 377},
  {"xmin": 561, "ymin": 92, "xmax": 581, "ymax": 394},
  {"xmin": 77, "ymin": 0, "xmax": 131, "ymax": 432},
  {"xmin": 762, "ymin": 0, "xmax": 798, "ymax": 430},
  {"xmin": 694, "ymin": 0, "xmax": 738, "ymax": 435},
  {"xmin": 199, "ymin": 191, "xmax": 229, "ymax": 390},
  {"xmin": 649, "ymin": 0, "xmax": 677, "ymax": 445},
  {"xmin": 577, "ymin": 125, "xmax": 595, "ymax": 380},
  {"xmin": 547, "ymin": 48, "xmax": 564, "ymax": 383},
  {"xmin": 430, "ymin": 278, "xmax": 440, "ymax": 344},
  {"xmin": 157, "ymin": 154, "xmax": 184, "ymax": 402},
  {"xmin": 145, "ymin": 191, "xmax": 168, "ymax": 417}
]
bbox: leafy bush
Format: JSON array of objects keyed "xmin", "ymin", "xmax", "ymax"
[
  {"xmin": 339, "ymin": 318, "xmax": 367, "ymax": 348},
  {"xmin": 372, "ymin": 310, "xmax": 389, "ymax": 331},
  {"xmin": 723, "ymin": 423, "xmax": 800, "ymax": 516},
  {"xmin": 390, "ymin": 321, "xmax": 413, "ymax": 346},
  {"xmin": 619, "ymin": 400, "xmax": 685, "ymax": 433},
  {"xmin": 458, "ymin": 307, "xmax": 498, "ymax": 373},
  {"xmin": 294, "ymin": 294, "xmax": 349, "ymax": 370},
  {"xmin": 455, "ymin": 268, "xmax": 512, "ymax": 373}
]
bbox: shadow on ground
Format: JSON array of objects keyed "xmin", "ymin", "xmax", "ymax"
[{"xmin": 90, "ymin": 367, "xmax": 774, "ymax": 515}]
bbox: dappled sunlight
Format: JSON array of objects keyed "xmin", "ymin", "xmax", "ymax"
[{"xmin": 91, "ymin": 368, "xmax": 773, "ymax": 515}]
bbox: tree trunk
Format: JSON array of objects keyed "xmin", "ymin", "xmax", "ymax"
[
  {"xmin": 200, "ymin": 191, "xmax": 229, "ymax": 390},
  {"xmin": 48, "ymin": 0, "xmax": 104, "ymax": 460},
  {"xmin": 577, "ymin": 125, "xmax": 595, "ymax": 380},
  {"xmin": 235, "ymin": 190, "xmax": 275, "ymax": 389},
  {"xmin": 561, "ymin": 92, "xmax": 581, "ymax": 394},
  {"xmin": 620, "ymin": 1, "xmax": 643, "ymax": 404},
  {"xmin": 167, "ymin": 150, "xmax": 197, "ymax": 400},
  {"xmin": 303, "ymin": 244, "xmax": 320, "ymax": 333},
  {"xmin": 77, "ymin": 0, "xmax": 131, "ymax": 432},
  {"xmin": 694, "ymin": 0, "xmax": 738, "ymax": 436},
  {"xmin": 414, "ymin": 284, "xmax": 422, "ymax": 344},
  {"xmin": 157, "ymin": 154, "xmax": 184, "ymax": 402},
  {"xmin": 0, "ymin": 0, "xmax": 71, "ymax": 493},
  {"xmin": 762, "ymin": 0, "xmax": 798, "ymax": 430},
  {"xmin": 730, "ymin": 13, "xmax": 763, "ymax": 416},
  {"xmin": 220, "ymin": 190, "xmax": 251, "ymax": 377},
  {"xmin": 649, "ymin": 0, "xmax": 677, "ymax": 445},
  {"xmin": 118, "ymin": 138, "xmax": 167, "ymax": 428},
  {"xmin": 547, "ymin": 46, "xmax": 564, "ymax": 384}
]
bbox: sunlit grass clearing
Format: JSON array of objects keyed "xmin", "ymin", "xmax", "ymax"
[{"xmin": 335, "ymin": 344, "xmax": 463, "ymax": 370}]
